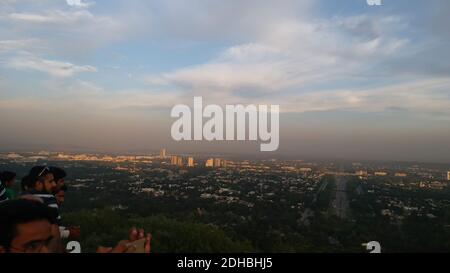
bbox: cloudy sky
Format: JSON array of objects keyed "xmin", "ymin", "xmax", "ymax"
[{"xmin": 0, "ymin": 0, "xmax": 449, "ymax": 162}]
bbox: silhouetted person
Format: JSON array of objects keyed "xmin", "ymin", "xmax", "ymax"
[
  {"xmin": 53, "ymin": 177, "xmax": 81, "ymax": 241},
  {"xmin": 1, "ymin": 171, "xmax": 17, "ymax": 200},
  {"xmin": 50, "ymin": 166, "xmax": 66, "ymax": 192},
  {"xmin": 23, "ymin": 166, "xmax": 60, "ymax": 224},
  {"xmin": 0, "ymin": 199, "xmax": 152, "ymax": 253},
  {"xmin": 21, "ymin": 175, "xmax": 30, "ymax": 192},
  {"xmin": 0, "ymin": 173, "xmax": 7, "ymax": 203}
]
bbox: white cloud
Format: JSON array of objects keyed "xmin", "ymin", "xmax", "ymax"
[
  {"xmin": 7, "ymin": 53, "xmax": 97, "ymax": 77},
  {"xmin": 0, "ymin": 6, "xmax": 126, "ymax": 59},
  {"xmin": 281, "ymin": 78, "xmax": 450, "ymax": 115},
  {"xmin": 8, "ymin": 13, "xmax": 55, "ymax": 23},
  {"xmin": 0, "ymin": 39, "xmax": 39, "ymax": 52},
  {"xmin": 145, "ymin": 14, "xmax": 409, "ymax": 101},
  {"xmin": 6, "ymin": 9, "xmax": 108, "ymax": 25},
  {"xmin": 1, "ymin": 0, "xmax": 449, "ymax": 118},
  {"xmin": 66, "ymin": 0, "xmax": 93, "ymax": 8},
  {"xmin": 146, "ymin": 59, "xmax": 293, "ymax": 92},
  {"xmin": 138, "ymin": 11, "xmax": 450, "ymax": 118}
]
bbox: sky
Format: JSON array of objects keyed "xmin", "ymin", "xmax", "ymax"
[{"xmin": 0, "ymin": 0, "xmax": 450, "ymax": 162}]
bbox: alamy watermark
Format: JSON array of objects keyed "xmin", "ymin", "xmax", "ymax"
[
  {"xmin": 170, "ymin": 97, "xmax": 280, "ymax": 152},
  {"xmin": 363, "ymin": 241, "xmax": 382, "ymax": 253}
]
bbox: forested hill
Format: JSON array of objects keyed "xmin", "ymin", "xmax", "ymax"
[{"xmin": 64, "ymin": 209, "xmax": 254, "ymax": 253}]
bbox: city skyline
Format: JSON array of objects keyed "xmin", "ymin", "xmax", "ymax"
[
  {"xmin": 1, "ymin": 1, "xmax": 450, "ymax": 162},
  {"xmin": 1, "ymin": 147, "xmax": 448, "ymax": 253}
]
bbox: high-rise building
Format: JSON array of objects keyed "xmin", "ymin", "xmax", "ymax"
[
  {"xmin": 214, "ymin": 158, "xmax": 222, "ymax": 168},
  {"xmin": 160, "ymin": 149, "xmax": 166, "ymax": 158},
  {"xmin": 395, "ymin": 172, "xmax": 407, "ymax": 177},
  {"xmin": 355, "ymin": 170, "xmax": 368, "ymax": 176},
  {"xmin": 171, "ymin": 155, "xmax": 178, "ymax": 165},
  {"xmin": 205, "ymin": 158, "xmax": 214, "ymax": 167},
  {"xmin": 188, "ymin": 157, "xmax": 194, "ymax": 167},
  {"xmin": 447, "ymin": 171, "xmax": 450, "ymax": 181},
  {"xmin": 177, "ymin": 157, "xmax": 183, "ymax": 166}
]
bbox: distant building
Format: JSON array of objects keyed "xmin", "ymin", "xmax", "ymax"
[
  {"xmin": 170, "ymin": 155, "xmax": 178, "ymax": 165},
  {"xmin": 188, "ymin": 157, "xmax": 194, "ymax": 167},
  {"xmin": 214, "ymin": 158, "xmax": 222, "ymax": 168},
  {"xmin": 395, "ymin": 172, "xmax": 407, "ymax": 177},
  {"xmin": 430, "ymin": 181, "xmax": 445, "ymax": 190},
  {"xmin": 381, "ymin": 209, "xmax": 392, "ymax": 217},
  {"xmin": 205, "ymin": 158, "xmax": 214, "ymax": 167},
  {"xmin": 160, "ymin": 149, "xmax": 166, "ymax": 158},
  {"xmin": 374, "ymin": 172, "xmax": 387, "ymax": 176},
  {"xmin": 282, "ymin": 167, "xmax": 296, "ymax": 172},
  {"xmin": 177, "ymin": 157, "xmax": 183, "ymax": 166},
  {"xmin": 6, "ymin": 153, "xmax": 22, "ymax": 159},
  {"xmin": 447, "ymin": 171, "xmax": 450, "ymax": 181},
  {"xmin": 355, "ymin": 170, "xmax": 368, "ymax": 176}
]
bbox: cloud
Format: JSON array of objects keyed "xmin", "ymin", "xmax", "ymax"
[
  {"xmin": 144, "ymin": 14, "xmax": 409, "ymax": 103},
  {"xmin": 0, "ymin": 0, "xmax": 449, "ymax": 161},
  {"xmin": 0, "ymin": 82, "xmax": 180, "ymax": 113},
  {"xmin": 6, "ymin": 9, "xmax": 109, "ymax": 25},
  {"xmin": 281, "ymin": 78, "xmax": 450, "ymax": 115},
  {"xmin": 145, "ymin": 75, "xmax": 450, "ymax": 117},
  {"xmin": 139, "ymin": 9, "xmax": 450, "ymax": 119},
  {"xmin": 0, "ymin": 5, "xmax": 127, "ymax": 59},
  {"xmin": 66, "ymin": 0, "xmax": 93, "ymax": 8},
  {"xmin": 7, "ymin": 53, "xmax": 97, "ymax": 77},
  {"xmin": 0, "ymin": 39, "xmax": 39, "ymax": 52},
  {"xmin": 8, "ymin": 13, "xmax": 56, "ymax": 23}
]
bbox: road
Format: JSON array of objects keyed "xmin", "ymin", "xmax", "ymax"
[
  {"xmin": 313, "ymin": 180, "xmax": 329, "ymax": 203},
  {"xmin": 333, "ymin": 176, "xmax": 350, "ymax": 219}
]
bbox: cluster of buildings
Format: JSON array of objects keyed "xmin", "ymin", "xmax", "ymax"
[
  {"xmin": 204, "ymin": 158, "xmax": 227, "ymax": 168},
  {"xmin": 170, "ymin": 155, "xmax": 195, "ymax": 167},
  {"xmin": 418, "ymin": 181, "xmax": 448, "ymax": 190},
  {"xmin": 160, "ymin": 149, "xmax": 228, "ymax": 169},
  {"xmin": 2, "ymin": 150, "xmax": 450, "ymax": 229},
  {"xmin": 160, "ymin": 148, "xmax": 196, "ymax": 167}
]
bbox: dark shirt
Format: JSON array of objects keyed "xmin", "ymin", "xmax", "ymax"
[{"xmin": 23, "ymin": 190, "xmax": 61, "ymax": 225}]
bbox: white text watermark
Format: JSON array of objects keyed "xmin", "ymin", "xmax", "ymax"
[{"xmin": 171, "ymin": 97, "xmax": 280, "ymax": 152}]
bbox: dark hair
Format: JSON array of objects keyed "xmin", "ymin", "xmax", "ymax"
[
  {"xmin": 49, "ymin": 167, "xmax": 66, "ymax": 182},
  {"xmin": 21, "ymin": 175, "xmax": 31, "ymax": 192},
  {"xmin": 0, "ymin": 199, "xmax": 57, "ymax": 250},
  {"xmin": 0, "ymin": 171, "xmax": 16, "ymax": 184},
  {"xmin": 58, "ymin": 184, "xmax": 68, "ymax": 192},
  {"xmin": 27, "ymin": 166, "xmax": 51, "ymax": 188}
]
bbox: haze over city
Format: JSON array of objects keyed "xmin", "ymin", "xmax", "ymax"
[{"xmin": 1, "ymin": 0, "xmax": 450, "ymax": 162}]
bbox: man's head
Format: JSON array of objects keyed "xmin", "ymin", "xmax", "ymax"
[
  {"xmin": 0, "ymin": 171, "xmax": 16, "ymax": 188},
  {"xmin": 21, "ymin": 175, "xmax": 30, "ymax": 192},
  {"xmin": 49, "ymin": 167, "xmax": 66, "ymax": 187},
  {"xmin": 28, "ymin": 166, "xmax": 56, "ymax": 194},
  {"xmin": 0, "ymin": 199, "xmax": 57, "ymax": 253},
  {"xmin": 55, "ymin": 184, "xmax": 67, "ymax": 206}
]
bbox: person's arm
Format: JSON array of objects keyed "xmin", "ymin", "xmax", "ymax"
[
  {"xmin": 96, "ymin": 227, "xmax": 152, "ymax": 253},
  {"xmin": 59, "ymin": 226, "xmax": 71, "ymax": 239},
  {"xmin": 59, "ymin": 226, "xmax": 81, "ymax": 240},
  {"xmin": 49, "ymin": 224, "xmax": 64, "ymax": 253}
]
